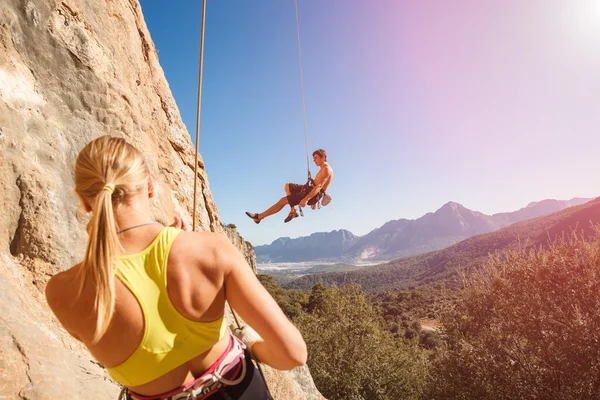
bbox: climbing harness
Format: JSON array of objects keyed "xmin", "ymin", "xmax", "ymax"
[
  {"xmin": 119, "ymin": 334, "xmax": 247, "ymax": 400},
  {"xmin": 296, "ymin": 180, "xmax": 331, "ymax": 217}
]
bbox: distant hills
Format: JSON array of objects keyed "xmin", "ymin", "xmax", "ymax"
[
  {"xmin": 256, "ymin": 229, "xmax": 359, "ymax": 262},
  {"xmin": 284, "ymin": 197, "xmax": 600, "ymax": 292},
  {"xmin": 255, "ymin": 198, "xmax": 592, "ymax": 263}
]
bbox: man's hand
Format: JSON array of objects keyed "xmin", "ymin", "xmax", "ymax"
[{"xmin": 299, "ymin": 199, "xmax": 308, "ymax": 208}]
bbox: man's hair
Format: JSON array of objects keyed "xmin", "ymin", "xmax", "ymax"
[{"xmin": 312, "ymin": 149, "xmax": 327, "ymax": 161}]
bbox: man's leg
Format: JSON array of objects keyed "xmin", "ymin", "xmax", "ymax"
[
  {"xmin": 284, "ymin": 183, "xmax": 297, "ymax": 213},
  {"xmin": 256, "ymin": 196, "xmax": 289, "ymax": 221},
  {"xmin": 246, "ymin": 184, "xmax": 297, "ymax": 223}
]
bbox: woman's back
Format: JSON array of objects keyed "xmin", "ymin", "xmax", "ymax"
[{"xmin": 47, "ymin": 225, "xmax": 237, "ymax": 394}]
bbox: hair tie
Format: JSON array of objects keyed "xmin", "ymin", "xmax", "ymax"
[{"xmin": 102, "ymin": 184, "xmax": 115, "ymax": 194}]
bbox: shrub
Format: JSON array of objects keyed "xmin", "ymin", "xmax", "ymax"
[
  {"xmin": 257, "ymin": 274, "xmax": 307, "ymax": 320},
  {"xmin": 427, "ymin": 229, "xmax": 600, "ymax": 399},
  {"xmin": 296, "ymin": 284, "xmax": 430, "ymax": 400}
]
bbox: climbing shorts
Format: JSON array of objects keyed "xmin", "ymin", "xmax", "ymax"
[{"xmin": 286, "ymin": 183, "xmax": 322, "ymax": 207}]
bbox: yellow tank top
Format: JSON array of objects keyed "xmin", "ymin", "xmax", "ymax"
[{"xmin": 106, "ymin": 227, "xmax": 227, "ymax": 387}]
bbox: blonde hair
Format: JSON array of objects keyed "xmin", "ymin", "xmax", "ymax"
[{"xmin": 74, "ymin": 135, "xmax": 149, "ymax": 343}]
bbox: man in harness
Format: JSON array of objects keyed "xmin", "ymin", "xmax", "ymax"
[{"xmin": 246, "ymin": 149, "xmax": 333, "ymax": 224}]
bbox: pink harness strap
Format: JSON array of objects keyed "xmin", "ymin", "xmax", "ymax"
[{"xmin": 127, "ymin": 334, "xmax": 246, "ymax": 400}]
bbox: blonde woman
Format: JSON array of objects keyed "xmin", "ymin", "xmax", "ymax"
[{"xmin": 45, "ymin": 136, "xmax": 306, "ymax": 399}]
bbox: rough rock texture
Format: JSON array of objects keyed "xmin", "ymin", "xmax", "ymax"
[
  {"xmin": 0, "ymin": 254, "xmax": 119, "ymax": 399},
  {"xmin": 0, "ymin": 0, "xmax": 322, "ymax": 398}
]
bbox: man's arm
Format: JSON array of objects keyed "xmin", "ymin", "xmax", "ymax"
[
  {"xmin": 300, "ymin": 169, "xmax": 331, "ymax": 207},
  {"xmin": 300, "ymin": 184, "xmax": 323, "ymax": 206}
]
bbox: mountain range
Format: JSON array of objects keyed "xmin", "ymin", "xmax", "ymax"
[
  {"xmin": 284, "ymin": 197, "xmax": 600, "ymax": 292},
  {"xmin": 255, "ymin": 198, "xmax": 592, "ymax": 263}
]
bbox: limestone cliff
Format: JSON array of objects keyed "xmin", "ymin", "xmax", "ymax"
[{"xmin": 0, "ymin": 1, "xmax": 322, "ymax": 398}]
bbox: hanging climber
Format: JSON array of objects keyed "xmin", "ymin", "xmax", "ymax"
[
  {"xmin": 246, "ymin": 149, "xmax": 333, "ymax": 224},
  {"xmin": 45, "ymin": 136, "xmax": 306, "ymax": 400}
]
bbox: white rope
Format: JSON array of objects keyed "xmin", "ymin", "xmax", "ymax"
[{"xmin": 294, "ymin": 0, "xmax": 311, "ymax": 179}]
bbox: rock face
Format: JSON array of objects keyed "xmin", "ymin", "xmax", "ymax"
[{"xmin": 0, "ymin": 1, "xmax": 322, "ymax": 399}]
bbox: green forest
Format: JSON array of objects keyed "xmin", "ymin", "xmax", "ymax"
[{"xmin": 259, "ymin": 228, "xmax": 600, "ymax": 400}]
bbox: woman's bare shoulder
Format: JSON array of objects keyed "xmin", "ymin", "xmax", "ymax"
[
  {"xmin": 45, "ymin": 264, "xmax": 84, "ymax": 338},
  {"xmin": 46, "ymin": 265, "xmax": 80, "ymax": 306},
  {"xmin": 171, "ymin": 230, "xmax": 224, "ymax": 253},
  {"xmin": 170, "ymin": 230, "xmax": 238, "ymax": 273}
]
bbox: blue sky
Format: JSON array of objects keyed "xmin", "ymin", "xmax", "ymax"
[{"xmin": 140, "ymin": 1, "xmax": 600, "ymax": 246}]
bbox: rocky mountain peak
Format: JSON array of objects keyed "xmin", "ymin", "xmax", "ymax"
[{"xmin": 256, "ymin": 198, "xmax": 594, "ymax": 264}]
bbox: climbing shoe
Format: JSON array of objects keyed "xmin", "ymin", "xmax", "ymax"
[
  {"xmin": 284, "ymin": 208, "xmax": 299, "ymax": 223},
  {"xmin": 245, "ymin": 212, "xmax": 261, "ymax": 224}
]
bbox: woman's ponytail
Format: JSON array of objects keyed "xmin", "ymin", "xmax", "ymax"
[{"xmin": 74, "ymin": 136, "xmax": 149, "ymax": 343}]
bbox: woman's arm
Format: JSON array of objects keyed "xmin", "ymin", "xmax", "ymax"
[{"xmin": 216, "ymin": 236, "xmax": 307, "ymax": 370}]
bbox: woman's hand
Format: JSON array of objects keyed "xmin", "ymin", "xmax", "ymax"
[
  {"xmin": 230, "ymin": 324, "xmax": 263, "ymax": 358},
  {"xmin": 170, "ymin": 215, "xmax": 192, "ymax": 231}
]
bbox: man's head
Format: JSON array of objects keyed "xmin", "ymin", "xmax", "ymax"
[{"xmin": 312, "ymin": 149, "xmax": 327, "ymax": 166}]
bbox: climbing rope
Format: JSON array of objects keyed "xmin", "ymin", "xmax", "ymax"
[
  {"xmin": 294, "ymin": 0, "xmax": 312, "ymax": 182},
  {"xmin": 192, "ymin": 0, "xmax": 207, "ymax": 232},
  {"xmin": 190, "ymin": 3, "xmax": 270, "ymax": 393}
]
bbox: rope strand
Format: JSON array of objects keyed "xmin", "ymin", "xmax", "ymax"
[
  {"xmin": 191, "ymin": 8, "xmax": 268, "ymax": 392},
  {"xmin": 192, "ymin": 0, "xmax": 207, "ymax": 232},
  {"xmin": 294, "ymin": 0, "xmax": 311, "ymax": 180}
]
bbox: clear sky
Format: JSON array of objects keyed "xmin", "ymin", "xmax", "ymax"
[{"xmin": 140, "ymin": 0, "xmax": 600, "ymax": 246}]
